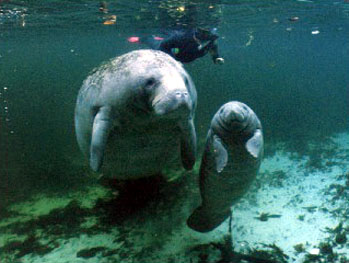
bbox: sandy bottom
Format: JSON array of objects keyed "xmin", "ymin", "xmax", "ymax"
[{"xmin": 0, "ymin": 132, "xmax": 348, "ymax": 263}]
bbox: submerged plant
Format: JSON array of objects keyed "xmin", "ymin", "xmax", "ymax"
[
  {"xmin": 293, "ymin": 243, "xmax": 305, "ymax": 254},
  {"xmin": 297, "ymin": 214, "xmax": 305, "ymax": 221},
  {"xmin": 319, "ymin": 242, "xmax": 333, "ymax": 255},
  {"xmin": 335, "ymin": 232, "xmax": 347, "ymax": 245}
]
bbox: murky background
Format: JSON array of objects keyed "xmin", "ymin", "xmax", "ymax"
[{"xmin": 0, "ymin": 0, "xmax": 348, "ymax": 234}]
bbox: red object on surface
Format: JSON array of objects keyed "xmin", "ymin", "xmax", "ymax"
[{"xmin": 127, "ymin": 37, "xmax": 140, "ymax": 43}]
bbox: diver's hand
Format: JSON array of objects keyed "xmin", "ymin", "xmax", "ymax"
[{"xmin": 215, "ymin": 57, "xmax": 224, "ymax": 65}]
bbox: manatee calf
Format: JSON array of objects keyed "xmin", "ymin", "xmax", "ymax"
[
  {"xmin": 187, "ymin": 101, "xmax": 263, "ymax": 232},
  {"xmin": 74, "ymin": 49, "xmax": 197, "ymax": 179}
]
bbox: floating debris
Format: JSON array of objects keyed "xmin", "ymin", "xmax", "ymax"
[
  {"xmin": 289, "ymin": 16, "xmax": 299, "ymax": 22},
  {"xmin": 245, "ymin": 30, "xmax": 254, "ymax": 47},
  {"xmin": 309, "ymin": 248, "xmax": 320, "ymax": 255},
  {"xmin": 254, "ymin": 212, "xmax": 282, "ymax": 222},
  {"xmin": 302, "ymin": 206, "xmax": 318, "ymax": 213},
  {"xmin": 127, "ymin": 36, "xmax": 140, "ymax": 43},
  {"xmin": 103, "ymin": 15, "xmax": 116, "ymax": 25},
  {"xmin": 176, "ymin": 6, "xmax": 185, "ymax": 12},
  {"xmin": 296, "ymin": 0, "xmax": 314, "ymax": 3}
]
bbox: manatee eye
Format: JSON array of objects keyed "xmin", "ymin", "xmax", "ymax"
[{"xmin": 145, "ymin": 77, "xmax": 156, "ymax": 89}]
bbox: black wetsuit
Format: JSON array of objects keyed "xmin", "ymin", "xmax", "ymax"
[{"xmin": 144, "ymin": 28, "xmax": 221, "ymax": 63}]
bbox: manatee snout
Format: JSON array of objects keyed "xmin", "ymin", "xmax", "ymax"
[
  {"xmin": 226, "ymin": 111, "xmax": 245, "ymax": 123},
  {"xmin": 216, "ymin": 104, "xmax": 250, "ymax": 132},
  {"xmin": 222, "ymin": 103, "xmax": 248, "ymax": 122},
  {"xmin": 152, "ymin": 89, "xmax": 192, "ymax": 116}
]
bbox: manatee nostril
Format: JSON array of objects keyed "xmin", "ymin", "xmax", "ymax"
[
  {"xmin": 229, "ymin": 111, "xmax": 244, "ymax": 122},
  {"xmin": 175, "ymin": 91, "xmax": 188, "ymax": 97}
]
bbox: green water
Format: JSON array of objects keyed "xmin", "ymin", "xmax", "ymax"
[{"xmin": 0, "ymin": 0, "xmax": 348, "ymax": 204}]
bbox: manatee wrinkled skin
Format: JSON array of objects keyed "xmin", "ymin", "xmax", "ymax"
[
  {"xmin": 187, "ymin": 101, "xmax": 263, "ymax": 232},
  {"xmin": 74, "ymin": 50, "xmax": 197, "ymax": 179}
]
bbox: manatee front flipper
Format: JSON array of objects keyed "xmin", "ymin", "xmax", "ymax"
[
  {"xmin": 246, "ymin": 129, "xmax": 264, "ymax": 159},
  {"xmin": 90, "ymin": 106, "xmax": 113, "ymax": 172},
  {"xmin": 212, "ymin": 134, "xmax": 228, "ymax": 173},
  {"xmin": 179, "ymin": 118, "xmax": 197, "ymax": 170}
]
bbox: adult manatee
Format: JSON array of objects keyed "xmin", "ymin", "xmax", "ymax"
[
  {"xmin": 74, "ymin": 50, "xmax": 197, "ymax": 179},
  {"xmin": 187, "ymin": 101, "xmax": 263, "ymax": 232}
]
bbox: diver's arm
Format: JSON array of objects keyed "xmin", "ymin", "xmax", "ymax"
[{"xmin": 209, "ymin": 40, "xmax": 224, "ymax": 64}]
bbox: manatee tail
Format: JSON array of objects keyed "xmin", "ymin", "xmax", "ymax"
[{"xmin": 187, "ymin": 205, "xmax": 231, "ymax": 233}]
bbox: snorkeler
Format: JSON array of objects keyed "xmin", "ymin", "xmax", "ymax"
[
  {"xmin": 128, "ymin": 28, "xmax": 224, "ymax": 64},
  {"xmin": 99, "ymin": 1, "xmax": 108, "ymax": 13}
]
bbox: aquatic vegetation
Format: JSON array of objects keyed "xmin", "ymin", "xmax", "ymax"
[
  {"xmin": 293, "ymin": 243, "xmax": 305, "ymax": 254},
  {"xmin": 188, "ymin": 214, "xmax": 288, "ymax": 262},
  {"xmin": 319, "ymin": 242, "xmax": 333, "ymax": 255},
  {"xmin": 304, "ymin": 156, "xmax": 324, "ymax": 171},
  {"xmin": 0, "ymin": 234, "xmax": 57, "ymax": 258},
  {"xmin": 250, "ymin": 243, "xmax": 289, "ymax": 263},
  {"xmin": 325, "ymin": 222, "xmax": 345, "ymax": 235},
  {"xmin": 0, "ymin": 174, "xmax": 200, "ymax": 261},
  {"xmin": 324, "ymin": 174, "xmax": 349, "ymax": 203},
  {"xmin": 76, "ymin": 246, "xmax": 107, "ymax": 258},
  {"xmin": 303, "ymin": 252, "xmax": 321, "ymax": 263},
  {"xmin": 0, "ymin": 207, "xmax": 20, "ymax": 221},
  {"xmin": 189, "ymin": 236, "xmax": 286, "ymax": 263},
  {"xmin": 268, "ymin": 170, "xmax": 287, "ymax": 188},
  {"xmin": 335, "ymin": 232, "xmax": 347, "ymax": 245},
  {"xmin": 284, "ymin": 135, "xmax": 341, "ymax": 173},
  {"xmin": 297, "ymin": 214, "xmax": 305, "ymax": 221},
  {"xmin": 302, "ymin": 240, "xmax": 347, "ymax": 263},
  {"xmin": 302, "ymin": 206, "xmax": 318, "ymax": 213}
]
